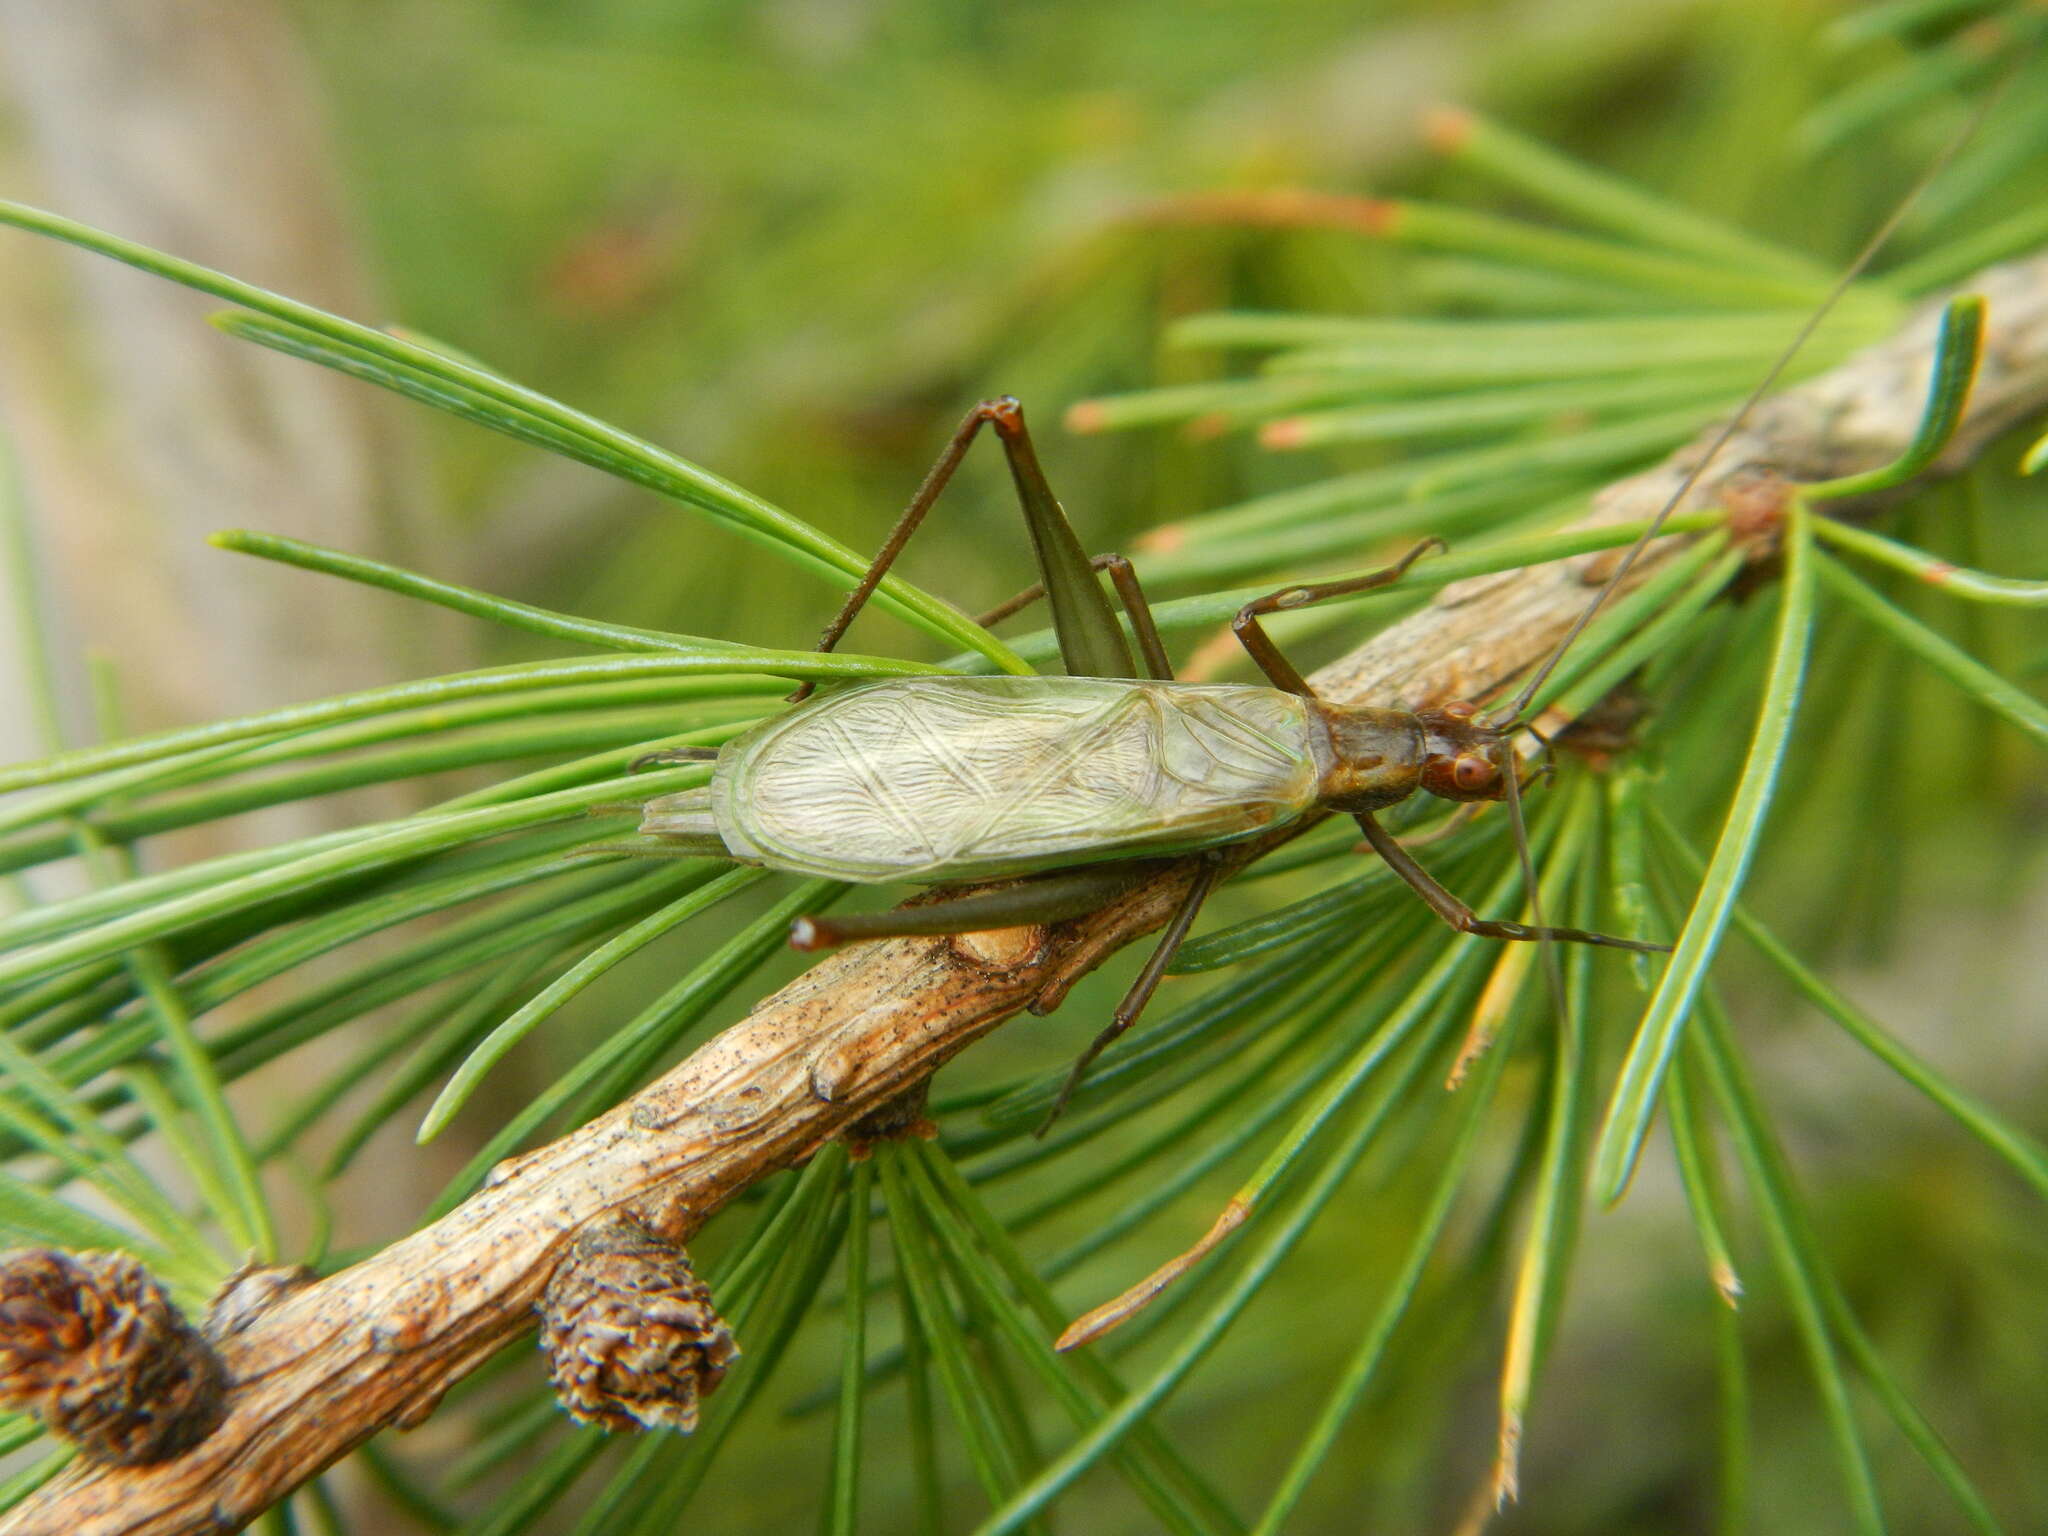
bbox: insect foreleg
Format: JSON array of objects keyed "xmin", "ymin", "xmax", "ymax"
[
  {"xmin": 977, "ymin": 552, "xmax": 1175, "ymax": 681},
  {"xmin": 1036, "ymin": 853, "xmax": 1224, "ymax": 1137},
  {"xmin": 1231, "ymin": 537, "xmax": 1446, "ymax": 696},
  {"xmin": 1355, "ymin": 813, "xmax": 1668, "ymax": 953}
]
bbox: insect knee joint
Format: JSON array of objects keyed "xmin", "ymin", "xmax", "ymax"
[{"xmin": 979, "ymin": 395, "xmax": 1027, "ymax": 433}]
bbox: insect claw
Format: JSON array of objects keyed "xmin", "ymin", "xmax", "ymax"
[
  {"xmin": 1034, "ymin": 1057, "xmax": 1092, "ymax": 1139},
  {"xmin": 1546, "ymin": 927, "xmax": 1670, "ymax": 953}
]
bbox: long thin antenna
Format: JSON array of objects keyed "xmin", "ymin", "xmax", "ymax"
[
  {"xmin": 1491, "ymin": 63, "xmax": 2020, "ymax": 1162},
  {"xmin": 1499, "ymin": 752, "xmax": 1565, "ymax": 1045},
  {"xmin": 1499, "ymin": 65, "xmax": 2020, "ymax": 727}
]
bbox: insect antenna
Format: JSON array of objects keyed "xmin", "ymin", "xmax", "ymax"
[
  {"xmin": 1474, "ymin": 61, "xmax": 2027, "ymax": 1144},
  {"xmin": 1489, "ymin": 60, "xmax": 2024, "ymax": 738},
  {"xmin": 1497, "ymin": 739, "xmax": 1567, "ymax": 1071}
]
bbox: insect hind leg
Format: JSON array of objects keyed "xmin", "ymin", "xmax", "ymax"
[
  {"xmin": 788, "ymin": 861, "xmax": 1164, "ymax": 951},
  {"xmin": 578, "ymin": 838, "xmax": 732, "ymax": 860},
  {"xmin": 977, "ymin": 552, "xmax": 1174, "ymax": 681},
  {"xmin": 791, "ymin": 396, "xmax": 1138, "ymax": 702},
  {"xmin": 1036, "ymin": 853, "xmax": 1225, "ymax": 1136}
]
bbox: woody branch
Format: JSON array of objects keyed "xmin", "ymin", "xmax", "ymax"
[{"xmin": 6, "ymin": 254, "xmax": 2048, "ymax": 1536}]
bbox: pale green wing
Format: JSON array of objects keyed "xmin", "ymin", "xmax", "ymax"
[{"xmin": 713, "ymin": 676, "xmax": 1318, "ymax": 882}]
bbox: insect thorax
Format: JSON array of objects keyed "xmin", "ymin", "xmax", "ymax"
[
  {"xmin": 1303, "ymin": 700, "xmax": 1512, "ymax": 811},
  {"xmin": 1302, "ymin": 702, "xmax": 1430, "ymax": 813}
]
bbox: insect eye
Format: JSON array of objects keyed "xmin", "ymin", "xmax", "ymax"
[{"xmin": 1452, "ymin": 753, "xmax": 1497, "ymax": 792}]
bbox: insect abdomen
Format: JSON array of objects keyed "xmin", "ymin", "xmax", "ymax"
[{"xmin": 708, "ymin": 676, "xmax": 1319, "ymax": 883}]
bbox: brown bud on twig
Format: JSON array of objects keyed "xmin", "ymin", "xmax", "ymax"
[
  {"xmin": 0, "ymin": 1250, "xmax": 226, "ymax": 1467},
  {"xmin": 538, "ymin": 1215, "xmax": 737, "ymax": 1433}
]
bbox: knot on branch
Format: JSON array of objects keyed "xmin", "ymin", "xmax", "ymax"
[
  {"xmin": 539, "ymin": 1215, "xmax": 737, "ymax": 1433},
  {"xmin": 0, "ymin": 1249, "xmax": 227, "ymax": 1466},
  {"xmin": 204, "ymin": 1261, "xmax": 317, "ymax": 1342},
  {"xmin": 1718, "ymin": 465, "xmax": 1798, "ymax": 548},
  {"xmin": 843, "ymin": 1079, "xmax": 937, "ymax": 1157}
]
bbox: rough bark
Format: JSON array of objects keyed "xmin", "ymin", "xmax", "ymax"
[{"xmin": 6, "ymin": 256, "xmax": 2048, "ymax": 1535}]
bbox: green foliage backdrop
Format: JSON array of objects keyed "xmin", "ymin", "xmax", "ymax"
[{"xmin": 0, "ymin": 3, "xmax": 2045, "ymax": 1532}]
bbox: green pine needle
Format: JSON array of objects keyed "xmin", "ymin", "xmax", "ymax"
[{"xmin": 1592, "ymin": 510, "xmax": 1818, "ymax": 1204}]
